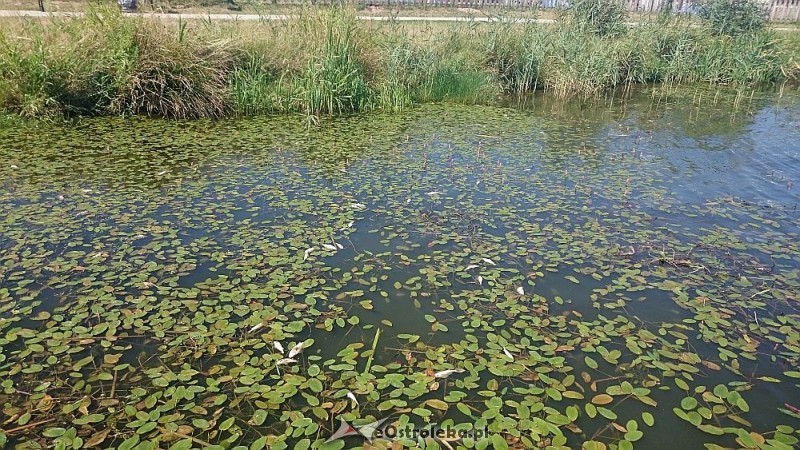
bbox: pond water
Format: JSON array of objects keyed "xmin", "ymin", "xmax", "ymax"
[{"xmin": 1, "ymin": 87, "xmax": 799, "ymax": 450}]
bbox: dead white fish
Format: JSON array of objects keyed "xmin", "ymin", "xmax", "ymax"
[
  {"xmin": 276, "ymin": 358, "xmax": 297, "ymax": 366},
  {"xmin": 303, "ymin": 247, "xmax": 316, "ymax": 261},
  {"xmin": 434, "ymin": 369, "xmax": 465, "ymax": 379},
  {"xmin": 427, "ymin": 191, "xmax": 442, "ymax": 196},
  {"xmin": 346, "ymin": 390, "xmax": 359, "ymax": 406},
  {"xmin": 477, "ymin": 276, "xmax": 483, "ymax": 285},
  {"xmin": 481, "ymin": 258, "xmax": 496, "ymax": 266},
  {"xmin": 81, "ymin": 189, "xmax": 93, "ymax": 194},
  {"xmin": 336, "ymin": 242, "xmax": 344, "ymax": 250},
  {"xmin": 157, "ymin": 170, "xmax": 167, "ymax": 176},
  {"xmin": 248, "ymin": 323, "xmax": 264, "ymax": 333},
  {"xmin": 10, "ymin": 164, "xmax": 19, "ymax": 169},
  {"xmin": 406, "ymin": 198, "xmax": 411, "ymax": 204},
  {"xmin": 288, "ymin": 342, "xmax": 304, "ymax": 358},
  {"xmin": 341, "ymin": 221, "xmax": 354, "ymax": 230},
  {"xmin": 502, "ymin": 347, "xmax": 514, "ymax": 361},
  {"xmin": 273, "ymin": 342, "xmax": 285, "ymax": 353},
  {"xmin": 465, "ymin": 264, "xmax": 479, "ymax": 270},
  {"xmin": 322, "ymin": 244, "xmax": 338, "ymax": 251},
  {"xmin": 350, "ymin": 202, "xmax": 366, "ymax": 210},
  {"xmin": 516, "ymin": 286, "xmax": 525, "ymax": 295}
]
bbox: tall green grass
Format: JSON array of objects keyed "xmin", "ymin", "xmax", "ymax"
[
  {"xmin": 293, "ymin": 11, "xmax": 372, "ymax": 116},
  {"xmin": 0, "ymin": 5, "xmax": 798, "ymax": 121}
]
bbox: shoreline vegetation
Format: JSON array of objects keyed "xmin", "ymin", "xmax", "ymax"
[{"xmin": 0, "ymin": 2, "xmax": 799, "ymax": 120}]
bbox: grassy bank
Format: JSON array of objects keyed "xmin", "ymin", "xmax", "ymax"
[{"xmin": 0, "ymin": 5, "xmax": 799, "ymax": 120}]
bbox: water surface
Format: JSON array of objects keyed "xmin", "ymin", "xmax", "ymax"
[{"xmin": 1, "ymin": 87, "xmax": 799, "ymax": 450}]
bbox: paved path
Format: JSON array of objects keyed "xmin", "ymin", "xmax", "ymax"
[
  {"xmin": 0, "ymin": 10, "xmax": 554, "ymax": 22},
  {"xmin": 0, "ymin": 10, "xmax": 796, "ymax": 31}
]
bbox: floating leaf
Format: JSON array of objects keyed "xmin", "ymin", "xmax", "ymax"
[{"xmin": 592, "ymin": 394, "xmax": 614, "ymax": 406}]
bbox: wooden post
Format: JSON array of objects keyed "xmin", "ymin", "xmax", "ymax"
[{"xmin": 38, "ymin": 0, "xmax": 44, "ymax": 11}]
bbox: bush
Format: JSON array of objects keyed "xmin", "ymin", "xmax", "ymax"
[
  {"xmin": 570, "ymin": 0, "xmax": 627, "ymax": 37},
  {"xmin": 697, "ymin": 0, "xmax": 767, "ymax": 36}
]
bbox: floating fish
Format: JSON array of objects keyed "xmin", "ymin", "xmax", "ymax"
[
  {"xmin": 157, "ymin": 170, "xmax": 167, "ymax": 176},
  {"xmin": 288, "ymin": 342, "xmax": 304, "ymax": 358},
  {"xmin": 481, "ymin": 258, "xmax": 496, "ymax": 266},
  {"xmin": 502, "ymin": 347, "xmax": 514, "ymax": 361},
  {"xmin": 477, "ymin": 276, "xmax": 483, "ymax": 285},
  {"xmin": 350, "ymin": 203, "xmax": 366, "ymax": 210},
  {"xmin": 10, "ymin": 164, "xmax": 19, "ymax": 169},
  {"xmin": 336, "ymin": 242, "xmax": 344, "ymax": 250},
  {"xmin": 465, "ymin": 264, "xmax": 479, "ymax": 270},
  {"xmin": 516, "ymin": 286, "xmax": 525, "ymax": 295},
  {"xmin": 248, "ymin": 323, "xmax": 264, "ymax": 333},
  {"xmin": 434, "ymin": 369, "xmax": 465, "ymax": 379},
  {"xmin": 322, "ymin": 244, "xmax": 338, "ymax": 251},
  {"xmin": 274, "ymin": 342, "xmax": 284, "ymax": 353},
  {"xmin": 276, "ymin": 358, "xmax": 296, "ymax": 366},
  {"xmin": 303, "ymin": 247, "xmax": 316, "ymax": 261},
  {"xmin": 341, "ymin": 221, "xmax": 354, "ymax": 230},
  {"xmin": 346, "ymin": 390, "xmax": 359, "ymax": 406},
  {"xmin": 427, "ymin": 191, "xmax": 441, "ymax": 196}
]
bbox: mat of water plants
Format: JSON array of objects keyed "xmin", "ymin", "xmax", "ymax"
[{"xmin": 1, "ymin": 89, "xmax": 799, "ymax": 450}]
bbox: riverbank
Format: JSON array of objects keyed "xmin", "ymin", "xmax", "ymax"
[{"xmin": 1, "ymin": 5, "xmax": 799, "ymax": 119}]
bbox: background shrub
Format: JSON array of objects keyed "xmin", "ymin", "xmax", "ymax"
[
  {"xmin": 569, "ymin": 0, "xmax": 627, "ymax": 37},
  {"xmin": 697, "ymin": 0, "xmax": 768, "ymax": 36}
]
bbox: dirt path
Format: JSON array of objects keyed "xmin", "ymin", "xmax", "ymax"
[{"xmin": 0, "ymin": 9, "xmax": 796, "ymax": 31}]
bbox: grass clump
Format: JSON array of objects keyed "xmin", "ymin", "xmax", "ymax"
[
  {"xmin": 485, "ymin": 21, "xmax": 545, "ymax": 95},
  {"xmin": 293, "ymin": 11, "xmax": 372, "ymax": 116},
  {"xmin": 109, "ymin": 23, "xmax": 233, "ymax": 119},
  {"xmin": 410, "ymin": 25, "xmax": 499, "ymax": 104},
  {"xmin": 0, "ymin": 5, "xmax": 232, "ymax": 119},
  {"xmin": 0, "ymin": 9, "xmax": 136, "ymax": 118}
]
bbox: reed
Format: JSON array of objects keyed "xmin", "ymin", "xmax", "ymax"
[{"xmin": 0, "ymin": 5, "xmax": 797, "ymax": 120}]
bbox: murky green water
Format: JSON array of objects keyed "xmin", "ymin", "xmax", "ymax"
[{"xmin": 1, "ymin": 88, "xmax": 799, "ymax": 450}]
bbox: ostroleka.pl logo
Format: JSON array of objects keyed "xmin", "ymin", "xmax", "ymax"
[{"xmin": 324, "ymin": 417, "xmax": 490, "ymax": 444}]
